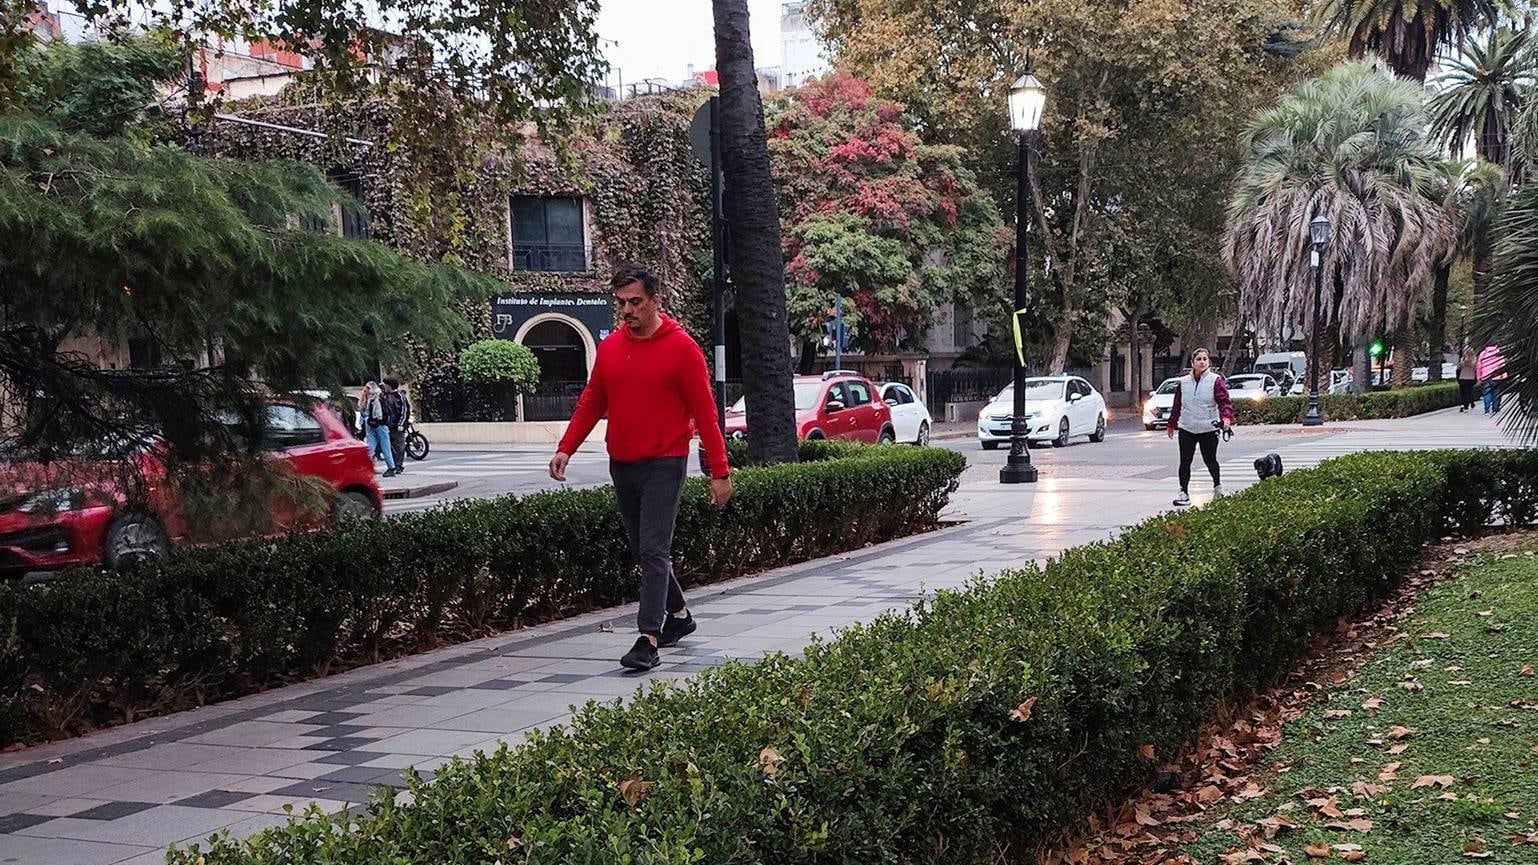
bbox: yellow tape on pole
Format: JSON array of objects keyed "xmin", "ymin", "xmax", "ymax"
[{"xmin": 1011, "ymin": 308, "xmax": 1027, "ymax": 367}]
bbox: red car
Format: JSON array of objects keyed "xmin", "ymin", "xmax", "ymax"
[
  {"xmin": 0, "ymin": 402, "xmax": 381, "ymax": 578},
  {"xmin": 725, "ymin": 371, "xmax": 896, "ymax": 443}
]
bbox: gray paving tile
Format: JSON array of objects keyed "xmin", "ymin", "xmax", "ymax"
[
  {"xmin": 364, "ymin": 728, "xmax": 495, "ymax": 756},
  {"xmin": 0, "ymin": 790, "xmax": 58, "ymax": 815},
  {"xmin": 92, "ymin": 770, "xmax": 251, "ymax": 806},
  {"xmin": 316, "ymin": 766, "xmax": 402, "ymax": 785},
  {"xmin": 302, "ymin": 736, "xmax": 379, "ymax": 752},
  {"xmin": 185, "ymin": 747, "xmax": 317, "ymax": 775},
  {"xmin": 14, "ymin": 804, "xmax": 241, "ymax": 846},
  {"xmin": 268, "ymin": 780, "xmax": 388, "ymax": 804},
  {"xmin": 182, "ymin": 721, "xmax": 323, "ymax": 748},
  {"xmin": 173, "ymin": 789, "xmax": 256, "ymax": 809},
  {"xmin": 25, "ymin": 797, "xmax": 112, "ymax": 818},
  {"xmin": 0, "ymin": 765, "xmax": 145, "ymax": 799},
  {"xmin": 432, "ymin": 706, "xmax": 569, "ymax": 734},
  {"xmin": 312, "ymin": 750, "xmax": 391, "ymax": 766},
  {"xmin": 72, "ymin": 801, "xmax": 158, "ymax": 821},
  {"xmin": 95, "ymin": 742, "xmax": 244, "ymax": 771},
  {"xmin": 0, "ymin": 812, "xmax": 51, "ymax": 833},
  {"xmin": 0, "ymin": 833, "xmax": 155, "ymax": 865}
]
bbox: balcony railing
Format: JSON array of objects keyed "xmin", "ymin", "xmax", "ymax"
[{"xmin": 512, "ymin": 242, "xmax": 590, "ymax": 273}]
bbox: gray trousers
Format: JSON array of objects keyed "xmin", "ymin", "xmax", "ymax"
[{"xmin": 610, "ymin": 457, "xmax": 688, "ymax": 635}]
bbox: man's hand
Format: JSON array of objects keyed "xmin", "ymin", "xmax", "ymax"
[
  {"xmin": 548, "ymin": 452, "xmax": 570, "ymax": 482},
  {"xmin": 708, "ymin": 476, "xmax": 733, "ymax": 507},
  {"xmin": 1167, "ymin": 425, "xmax": 1176, "ymax": 439}
]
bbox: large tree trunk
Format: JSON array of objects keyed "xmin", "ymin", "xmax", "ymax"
[
  {"xmin": 1427, "ymin": 262, "xmax": 1450, "ymax": 380},
  {"xmin": 1351, "ymin": 341, "xmax": 1371, "ymax": 394},
  {"xmin": 713, "ymin": 0, "xmax": 797, "ymax": 464},
  {"xmin": 1389, "ymin": 328, "xmax": 1415, "ymax": 389},
  {"xmin": 1045, "ymin": 321, "xmax": 1071, "ymax": 374}
]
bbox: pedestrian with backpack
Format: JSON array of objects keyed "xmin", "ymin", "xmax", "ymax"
[
  {"xmin": 382, "ymin": 378, "xmax": 409, "ymax": 473},
  {"xmin": 363, "ymin": 382, "xmax": 398, "ymax": 477},
  {"xmin": 549, "ymin": 264, "xmax": 732, "ymax": 672},
  {"xmin": 1167, "ymin": 347, "xmax": 1234, "ymax": 506}
]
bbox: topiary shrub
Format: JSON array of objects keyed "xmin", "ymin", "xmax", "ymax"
[
  {"xmin": 456, "ymin": 339, "xmax": 541, "ymax": 390},
  {"xmin": 452, "ymin": 340, "xmax": 542, "ymax": 421}
]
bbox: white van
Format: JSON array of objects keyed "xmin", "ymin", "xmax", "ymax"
[{"xmin": 1252, "ymin": 352, "xmax": 1307, "ymax": 395}]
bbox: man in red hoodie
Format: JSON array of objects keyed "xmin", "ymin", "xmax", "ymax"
[{"xmin": 549, "ymin": 265, "xmax": 733, "ymax": 671}]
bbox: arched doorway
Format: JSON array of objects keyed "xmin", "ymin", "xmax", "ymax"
[{"xmin": 517, "ymin": 317, "xmax": 593, "ymax": 420}]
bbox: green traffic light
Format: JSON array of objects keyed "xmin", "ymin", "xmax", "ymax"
[{"xmin": 1369, "ymin": 340, "xmax": 1384, "ymax": 357}]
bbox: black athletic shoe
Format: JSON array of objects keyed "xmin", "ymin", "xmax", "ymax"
[
  {"xmin": 620, "ymin": 637, "xmax": 660, "ymax": 671},
  {"xmin": 657, "ymin": 611, "xmax": 697, "ymax": 648}
]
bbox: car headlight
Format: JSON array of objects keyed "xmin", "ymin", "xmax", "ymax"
[{"xmin": 16, "ymin": 488, "xmax": 84, "ymax": 514}]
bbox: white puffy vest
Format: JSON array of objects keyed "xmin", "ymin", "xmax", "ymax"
[{"xmin": 1177, "ymin": 373, "xmax": 1221, "ymax": 434}]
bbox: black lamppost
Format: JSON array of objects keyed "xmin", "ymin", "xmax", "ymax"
[
  {"xmin": 1000, "ymin": 70, "xmax": 1046, "ymax": 485},
  {"xmin": 1302, "ymin": 213, "xmax": 1330, "ymax": 426}
]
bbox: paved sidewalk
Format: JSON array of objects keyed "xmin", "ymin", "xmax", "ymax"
[{"xmin": 0, "ymin": 409, "xmax": 1521, "ymax": 864}]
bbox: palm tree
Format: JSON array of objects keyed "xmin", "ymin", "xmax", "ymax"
[
  {"xmin": 1315, "ymin": 0, "xmax": 1499, "ymax": 82},
  {"xmin": 1426, "ymin": 159, "xmax": 1508, "ymax": 378},
  {"xmin": 1224, "ymin": 62, "xmax": 1456, "ymax": 393},
  {"xmin": 1428, "ymin": 27, "xmax": 1538, "ymax": 167},
  {"xmin": 1477, "ymin": 180, "xmax": 1538, "ymax": 441},
  {"xmin": 712, "ymin": 0, "xmax": 798, "ymax": 464}
]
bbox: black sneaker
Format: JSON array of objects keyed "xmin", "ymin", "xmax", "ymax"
[
  {"xmin": 620, "ymin": 637, "xmax": 660, "ymax": 671},
  {"xmin": 657, "ymin": 611, "xmax": 697, "ymax": 648}
]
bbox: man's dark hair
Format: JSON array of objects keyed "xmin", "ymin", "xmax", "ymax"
[
  {"xmin": 383, "ymin": 377, "xmax": 399, "ymax": 389},
  {"xmin": 610, "ymin": 265, "xmax": 659, "ymax": 297}
]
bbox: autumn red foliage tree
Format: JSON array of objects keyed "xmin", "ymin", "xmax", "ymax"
[{"xmin": 766, "ymin": 73, "xmax": 1008, "ymax": 356}]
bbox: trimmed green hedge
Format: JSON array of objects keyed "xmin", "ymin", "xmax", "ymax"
[
  {"xmin": 0, "ymin": 441, "xmax": 964, "ymax": 745},
  {"xmin": 1234, "ymin": 381, "xmax": 1459, "ymax": 425},
  {"xmin": 167, "ymin": 448, "xmax": 1538, "ymax": 865}
]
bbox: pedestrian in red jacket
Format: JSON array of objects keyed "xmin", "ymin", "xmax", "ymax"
[{"xmin": 549, "ymin": 265, "xmax": 732, "ymax": 671}]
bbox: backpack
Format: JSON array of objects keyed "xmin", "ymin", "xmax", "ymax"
[{"xmin": 381, "ymin": 391, "xmax": 405, "ymax": 430}]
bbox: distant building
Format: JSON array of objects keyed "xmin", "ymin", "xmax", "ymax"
[{"xmin": 780, "ymin": 1, "xmax": 828, "ymax": 87}]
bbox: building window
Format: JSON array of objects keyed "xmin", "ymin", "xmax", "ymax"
[
  {"xmin": 511, "ymin": 196, "xmax": 586, "ymax": 272},
  {"xmin": 334, "ymin": 174, "xmax": 370, "ymax": 239},
  {"xmin": 127, "ymin": 337, "xmax": 162, "ymax": 369}
]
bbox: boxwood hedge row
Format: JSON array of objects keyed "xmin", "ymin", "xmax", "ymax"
[
  {"xmin": 1233, "ymin": 381, "xmax": 1459, "ymax": 425},
  {"xmin": 0, "ymin": 440, "xmax": 965, "ymax": 746},
  {"xmin": 167, "ymin": 448, "xmax": 1538, "ymax": 865}
]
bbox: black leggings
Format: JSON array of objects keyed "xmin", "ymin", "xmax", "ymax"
[
  {"xmin": 1458, "ymin": 377, "xmax": 1476, "ymax": 409},
  {"xmin": 1177, "ymin": 429, "xmax": 1220, "ymax": 492}
]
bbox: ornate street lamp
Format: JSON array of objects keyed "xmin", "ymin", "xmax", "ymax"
[
  {"xmin": 1000, "ymin": 71, "xmax": 1046, "ymax": 484},
  {"xmin": 1302, "ymin": 213, "xmax": 1330, "ymax": 426}
]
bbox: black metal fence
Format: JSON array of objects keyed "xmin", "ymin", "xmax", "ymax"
[
  {"xmin": 522, "ymin": 380, "xmax": 588, "ymax": 421},
  {"xmin": 511, "ymin": 242, "xmax": 590, "ymax": 273}
]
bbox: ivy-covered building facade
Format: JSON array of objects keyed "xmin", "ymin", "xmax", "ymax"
[{"xmin": 205, "ymin": 85, "xmax": 719, "ymax": 422}]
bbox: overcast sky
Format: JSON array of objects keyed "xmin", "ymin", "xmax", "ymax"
[{"xmin": 596, "ymin": 0, "xmax": 786, "ymax": 86}]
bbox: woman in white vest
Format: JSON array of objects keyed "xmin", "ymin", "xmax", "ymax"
[{"xmin": 1165, "ymin": 347, "xmax": 1234, "ymax": 506}]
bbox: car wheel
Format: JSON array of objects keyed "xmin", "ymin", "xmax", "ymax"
[
  {"xmin": 1053, "ymin": 417, "xmax": 1070, "ymax": 448},
  {"xmin": 915, "ymin": 421, "xmax": 930, "ymax": 446},
  {"xmin": 1144, "ymin": 422, "xmax": 1156, "ymax": 431},
  {"xmin": 1089, "ymin": 414, "xmax": 1106, "ymax": 443},
  {"xmin": 878, "ymin": 426, "xmax": 896, "ymax": 445},
  {"xmin": 335, "ymin": 490, "xmax": 381, "ymax": 524},
  {"xmin": 405, "ymin": 431, "xmax": 430, "ymax": 461},
  {"xmin": 102, "ymin": 513, "xmax": 168, "ymax": 570},
  {"xmin": 806, "ymin": 429, "xmax": 825, "ymax": 441},
  {"xmin": 981, "ymin": 440, "xmax": 1000, "ymax": 450}
]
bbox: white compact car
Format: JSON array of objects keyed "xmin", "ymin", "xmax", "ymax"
[
  {"xmin": 1225, "ymin": 373, "xmax": 1283, "ymax": 402},
  {"xmin": 977, "ymin": 375, "xmax": 1107, "ymax": 449},
  {"xmin": 879, "ymin": 382, "xmax": 933, "ymax": 445},
  {"xmin": 1142, "ymin": 377, "xmax": 1180, "ymax": 430}
]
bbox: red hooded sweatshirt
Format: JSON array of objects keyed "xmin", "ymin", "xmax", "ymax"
[{"xmin": 557, "ymin": 314, "xmax": 730, "ymax": 478}]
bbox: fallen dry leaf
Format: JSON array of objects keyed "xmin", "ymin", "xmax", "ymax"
[
  {"xmin": 1324, "ymin": 709, "xmax": 1354, "ymax": 719},
  {"xmin": 1412, "ymin": 775, "xmax": 1456, "ymax": 789},
  {"xmin": 505, "ymin": 836, "xmax": 521, "ymax": 850},
  {"xmin": 1010, "ymin": 697, "xmax": 1037, "ymax": 722},
  {"xmin": 1138, "ymin": 744, "xmax": 1156, "ymax": 762},
  {"xmin": 1351, "ymin": 781, "xmax": 1389, "ymax": 798},
  {"xmin": 1307, "ymin": 796, "xmax": 1345, "ymax": 819},
  {"xmin": 1305, "ymin": 842, "xmax": 1333, "ymax": 858},
  {"xmin": 758, "ymin": 746, "xmax": 784, "ymax": 777},
  {"xmin": 1235, "ymin": 782, "xmax": 1265, "ymax": 802},
  {"xmin": 598, "ymin": 621, "xmax": 614, "ymax": 633},
  {"xmin": 1387, "ymin": 726, "xmax": 1416, "ymax": 741},
  {"xmin": 1399, "ymin": 680, "xmax": 1424, "ymax": 692},
  {"xmin": 619, "ymin": 776, "xmax": 654, "ymax": 806},
  {"xmin": 1511, "ymin": 831, "xmax": 1538, "ymax": 845},
  {"xmin": 1134, "ymin": 805, "xmax": 1160, "ymax": 827},
  {"xmin": 1422, "ymin": 632, "xmax": 1451, "ymax": 640},
  {"xmin": 1476, "ymin": 738, "xmax": 1491, "ymax": 745},
  {"xmin": 1378, "ymin": 762, "xmax": 1402, "ymax": 781},
  {"xmin": 1342, "ymin": 851, "xmax": 1367, "ymax": 862},
  {"xmin": 1464, "ymin": 838, "xmax": 1492, "ymax": 858},
  {"xmin": 1196, "ymin": 785, "xmax": 1225, "ymax": 805},
  {"xmin": 1521, "ymin": 665, "xmax": 1534, "ymax": 678},
  {"xmin": 1361, "ymin": 697, "xmax": 1384, "ymax": 714},
  {"xmin": 1387, "ymin": 744, "xmax": 1409, "ymax": 755}
]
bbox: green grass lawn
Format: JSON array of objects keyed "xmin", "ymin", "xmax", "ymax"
[{"xmin": 1177, "ymin": 536, "xmax": 1538, "ymax": 864}]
